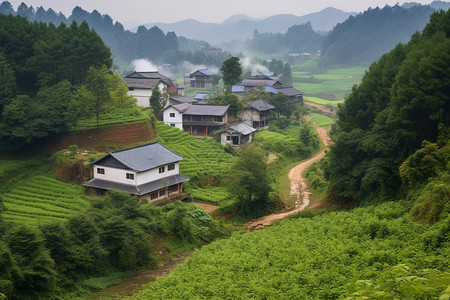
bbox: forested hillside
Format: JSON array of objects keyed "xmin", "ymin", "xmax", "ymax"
[
  {"xmin": 0, "ymin": 1, "xmax": 233, "ymax": 69},
  {"xmin": 324, "ymin": 9, "xmax": 450, "ymax": 207},
  {"xmin": 322, "ymin": 4, "xmax": 436, "ymax": 65}
]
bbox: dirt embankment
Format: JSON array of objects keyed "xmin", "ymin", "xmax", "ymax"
[
  {"xmin": 246, "ymin": 125, "xmax": 330, "ymax": 230},
  {"xmin": 43, "ymin": 120, "xmax": 156, "ymax": 154}
]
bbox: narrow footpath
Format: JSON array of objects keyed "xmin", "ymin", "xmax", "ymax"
[{"xmin": 246, "ymin": 124, "xmax": 330, "ymax": 230}]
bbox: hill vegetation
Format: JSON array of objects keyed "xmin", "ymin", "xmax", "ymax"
[
  {"xmin": 134, "ymin": 201, "xmax": 450, "ymax": 299},
  {"xmin": 324, "ymin": 9, "xmax": 450, "ymax": 206},
  {"xmin": 321, "ymin": 4, "xmax": 436, "ymax": 65}
]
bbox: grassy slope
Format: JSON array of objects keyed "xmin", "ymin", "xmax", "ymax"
[{"xmin": 134, "ymin": 201, "xmax": 450, "ymax": 299}]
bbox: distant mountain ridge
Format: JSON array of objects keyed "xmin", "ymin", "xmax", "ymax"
[{"xmin": 139, "ymin": 7, "xmax": 355, "ymax": 44}]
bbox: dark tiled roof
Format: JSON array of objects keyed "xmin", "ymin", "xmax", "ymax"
[
  {"xmin": 90, "ymin": 142, "xmax": 184, "ymax": 172},
  {"xmin": 170, "ymin": 95, "xmax": 198, "ymax": 104},
  {"xmin": 277, "ymin": 87, "xmax": 304, "ymax": 96},
  {"xmin": 241, "ymin": 79, "xmax": 279, "ymax": 87},
  {"xmin": 122, "ymin": 77, "xmax": 161, "ymax": 89},
  {"xmin": 191, "ymin": 69, "xmax": 216, "ymax": 76},
  {"xmin": 125, "ymin": 71, "xmax": 171, "ymax": 81},
  {"xmin": 223, "ymin": 122, "xmax": 256, "ymax": 136},
  {"xmin": 185, "ymin": 104, "xmax": 229, "ymax": 116},
  {"xmin": 83, "ymin": 174, "xmax": 190, "ymax": 195},
  {"xmin": 165, "ymin": 103, "xmax": 191, "ymax": 113},
  {"xmin": 246, "ymin": 99, "xmax": 275, "ymax": 111}
]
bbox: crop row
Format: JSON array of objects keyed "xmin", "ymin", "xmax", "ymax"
[
  {"xmin": 190, "ymin": 186, "xmax": 233, "ymax": 206},
  {"xmin": 0, "ymin": 175, "xmax": 90, "ymax": 225}
]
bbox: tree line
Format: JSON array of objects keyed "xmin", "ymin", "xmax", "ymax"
[
  {"xmin": 0, "ymin": 14, "xmax": 135, "ymax": 152},
  {"xmin": 323, "ymin": 9, "xmax": 450, "ymax": 204},
  {"xmin": 0, "ymin": 1, "xmax": 235, "ymax": 70}
]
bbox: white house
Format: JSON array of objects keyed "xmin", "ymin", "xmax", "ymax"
[
  {"xmin": 162, "ymin": 103, "xmax": 190, "ymax": 130},
  {"xmin": 83, "ymin": 142, "xmax": 189, "ymax": 203},
  {"xmin": 122, "ymin": 71, "xmax": 174, "ymax": 107}
]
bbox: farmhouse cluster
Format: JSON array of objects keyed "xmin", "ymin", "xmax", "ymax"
[
  {"xmin": 123, "ymin": 69, "xmax": 303, "ymax": 147},
  {"xmin": 83, "ymin": 67, "xmax": 303, "ymax": 203}
]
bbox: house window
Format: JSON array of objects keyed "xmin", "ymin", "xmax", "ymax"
[
  {"xmin": 126, "ymin": 173, "xmax": 134, "ymax": 180},
  {"xmin": 159, "ymin": 190, "xmax": 166, "ymax": 197},
  {"xmin": 193, "ymin": 116, "xmax": 202, "ymax": 122},
  {"xmin": 170, "ymin": 124, "xmax": 175, "ymax": 127},
  {"xmin": 226, "ymin": 136, "xmax": 231, "ymax": 141},
  {"xmin": 214, "ymin": 116, "xmax": 223, "ymax": 122},
  {"xmin": 185, "ymin": 115, "xmax": 192, "ymax": 121},
  {"xmin": 168, "ymin": 163, "xmax": 175, "ymax": 171},
  {"xmin": 151, "ymin": 192, "xmax": 159, "ymax": 200},
  {"xmin": 97, "ymin": 168, "xmax": 105, "ymax": 174},
  {"xmin": 170, "ymin": 113, "xmax": 175, "ymax": 117},
  {"xmin": 168, "ymin": 185, "xmax": 179, "ymax": 194},
  {"xmin": 159, "ymin": 166, "xmax": 165, "ymax": 173}
]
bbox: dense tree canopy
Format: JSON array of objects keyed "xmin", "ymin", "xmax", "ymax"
[
  {"xmin": 324, "ymin": 10, "xmax": 450, "ymax": 204},
  {"xmin": 221, "ymin": 56, "xmax": 242, "ymax": 86}
]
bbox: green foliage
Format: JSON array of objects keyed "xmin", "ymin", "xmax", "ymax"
[
  {"xmin": 221, "ymin": 56, "xmax": 242, "ymax": 86},
  {"xmin": 325, "ymin": 10, "xmax": 450, "ymax": 204},
  {"xmin": 208, "ymin": 92, "xmax": 243, "ymax": 118},
  {"xmin": 155, "ymin": 121, "xmax": 236, "ymax": 186},
  {"xmin": 305, "ymin": 162, "xmax": 328, "ymax": 201},
  {"xmin": 250, "ymin": 22, "xmax": 324, "ymax": 55},
  {"xmin": 134, "ymin": 201, "xmax": 449, "ymax": 299},
  {"xmin": 225, "ymin": 144, "xmax": 274, "ymax": 217},
  {"xmin": 75, "ymin": 106, "xmax": 149, "ymax": 128},
  {"xmin": 149, "ymin": 85, "xmax": 168, "ymax": 114},
  {"xmin": 322, "ymin": 5, "xmax": 435, "ymax": 66},
  {"xmin": 310, "ymin": 113, "xmax": 335, "ymax": 127},
  {"xmin": 1, "ymin": 176, "xmax": 91, "ymax": 225}
]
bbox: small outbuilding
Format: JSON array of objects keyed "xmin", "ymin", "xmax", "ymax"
[{"xmin": 221, "ymin": 122, "xmax": 256, "ymax": 147}]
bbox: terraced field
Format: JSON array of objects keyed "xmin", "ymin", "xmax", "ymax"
[
  {"xmin": 1, "ymin": 176, "xmax": 91, "ymax": 225},
  {"xmin": 155, "ymin": 122, "xmax": 237, "ymax": 205}
]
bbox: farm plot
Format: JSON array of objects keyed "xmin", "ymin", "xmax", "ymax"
[
  {"xmin": 156, "ymin": 122, "xmax": 236, "ymax": 182},
  {"xmin": 188, "ymin": 186, "xmax": 234, "ymax": 208},
  {"xmin": 310, "ymin": 113, "xmax": 335, "ymax": 127},
  {"xmin": 1, "ymin": 175, "xmax": 91, "ymax": 225}
]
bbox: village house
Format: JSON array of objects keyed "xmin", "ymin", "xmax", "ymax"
[
  {"xmin": 163, "ymin": 103, "xmax": 229, "ymax": 137},
  {"xmin": 83, "ymin": 142, "xmax": 189, "ymax": 203},
  {"xmin": 277, "ymin": 87, "xmax": 304, "ymax": 104},
  {"xmin": 242, "ymin": 99, "xmax": 275, "ymax": 129},
  {"xmin": 163, "ymin": 103, "xmax": 190, "ymax": 130},
  {"xmin": 240, "ymin": 77, "xmax": 284, "ymax": 93},
  {"xmin": 220, "ymin": 122, "xmax": 256, "ymax": 148},
  {"xmin": 184, "ymin": 69, "xmax": 217, "ymax": 88},
  {"xmin": 123, "ymin": 71, "xmax": 179, "ymax": 107}
]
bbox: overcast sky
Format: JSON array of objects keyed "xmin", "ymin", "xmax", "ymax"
[{"xmin": 7, "ymin": 0, "xmax": 435, "ymax": 27}]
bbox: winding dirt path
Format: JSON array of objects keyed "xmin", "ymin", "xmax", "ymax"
[{"xmin": 246, "ymin": 125, "xmax": 330, "ymax": 230}]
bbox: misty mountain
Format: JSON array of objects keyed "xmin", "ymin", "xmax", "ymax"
[
  {"xmin": 139, "ymin": 7, "xmax": 354, "ymax": 45},
  {"xmin": 321, "ymin": 4, "xmax": 445, "ymax": 66}
]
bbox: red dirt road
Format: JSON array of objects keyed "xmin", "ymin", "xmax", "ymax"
[{"xmin": 246, "ymin": 125, "xmax": 330, "ymax": 230}]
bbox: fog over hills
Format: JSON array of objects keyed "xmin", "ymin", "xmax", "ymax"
[{"xmin": 138, "ymin": 7, "xmax": 355, "ymax": 44}]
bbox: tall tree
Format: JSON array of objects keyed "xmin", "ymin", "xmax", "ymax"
[
  {"xmin": 221, "ymin": 56, "xmax": 242, "ymax": 86},
  {"xmin": 226, "ymin": 144, "xmax": 273, "ymax": 216},
  {"xmin": 149, "ymin": 84, "xmax": 168, "ymax": 116},
  {"xmin": 85, "ymin": 65, "xmax": 111, "ymax": 130}
]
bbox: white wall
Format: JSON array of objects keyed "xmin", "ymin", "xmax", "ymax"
[
  {"xmin": 94, "ymin": 162, "xmax": 179, "ymax": 186},
  {"xmin": 163, "ymin": 107, "xmax": 183, "ymax": 130},
  {"xmin": 136, "ymin": 162, "xmax": 180, "ymax": 185},
  {"xmin": 94, "ymin": 165, "xmax": 136, "ymax": 185},
  {"xmin": 128, "ymin": 82, "xmax": 168, "ymax": 108}
]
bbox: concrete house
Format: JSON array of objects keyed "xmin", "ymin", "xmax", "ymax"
[
  {"xmin": 184, "ymin": 69, "xmax": 217, "ymax": 88},
  {"xmin": 221, "ymin": 122, "xmax": 256, "ymax": 148},
  {"xmin": 123, "ymin": 71, "xmax": 175, "ymax": 107},
  {"xmin": 163, "ymin": 103, "xmax": 190, "ymax": 130},
  {"xmin": 83, "ymin": 142, "xmax": 189, "ymax": 203},
  {"xmin": 242, "ymin": 99, "xmax": 275, "ymax": 129}
]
